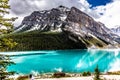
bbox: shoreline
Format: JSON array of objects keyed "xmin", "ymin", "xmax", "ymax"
[
  {"xmin": 9, "ymin": 74, "xmax": 120, "ymax": 80},
  {"xmin": 9, "ymin": 71, "xmax": 120, "ymax": 80},
  {"xmin": 36, "ymin": 75, "xmax": 120, "ymax": 80},
  {"xmin": 0, "ymin": 49, "xmax": 120, "ymax": 56}
]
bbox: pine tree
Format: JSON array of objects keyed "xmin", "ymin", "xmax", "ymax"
[
  {"xmin": 0, "ymin": 0, "xmax": 17, "ymax": 51},
  {"xmin": 0, "ymin": 0, "xmax": 16, "ymax": 79},
  {"xmin": 0, "ymin": 54, "xmax": 15, "ymax": 80},
  {"xmin": 94, "ymin": 65, "xmax": 101, "ymax": 80}
]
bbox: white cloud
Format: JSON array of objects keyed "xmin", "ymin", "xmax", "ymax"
[
  {"xmin": 9, "ymin": 0, "xmax": 94, "ymax": 15},
  {"xmin": 94, "ymin": 0, "xmax": 120, "ymax": 28},
  {"xmin": 8, "ymin": 0, "xmax": 120, "ymax": 28}
]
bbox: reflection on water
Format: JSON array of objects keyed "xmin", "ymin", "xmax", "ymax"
[{"xmin": 6, "ymin": 49, "xmax": 120, "ymax": 74}]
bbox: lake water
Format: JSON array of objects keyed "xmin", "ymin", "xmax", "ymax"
[{"xmin": 4, "ymin": 49, "xmax": 120, "ymax": 74}]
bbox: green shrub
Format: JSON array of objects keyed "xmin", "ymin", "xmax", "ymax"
[
  {"xmin": 82, "ymin": 72, "xmax": 88, "ymax": 76},
  {"xmin": 82, "ymin": 71, "xmax": 91, "ymax": 76},
  {"xmin": 87, "ymin": 71, "xmax": 91, "ymax": 76},
  {"xmin": 53, "ymin": 72, "xmax": 66, "ymax": 78}
]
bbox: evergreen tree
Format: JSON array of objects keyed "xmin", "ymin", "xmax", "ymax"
[
  {"xmin": 0, "ymin": 0, "xmax": 16, "ymax": 79},
  {"xmin": 94, "ymin": 65, "xmax": 101, "ymax": 80},
  {"xmin": 0, "ymin": 0, "xmax": 17, "ymax": 51},
  {"xmin": 0, "ymin": 54, "xmax": 14, "ymax": 80}
]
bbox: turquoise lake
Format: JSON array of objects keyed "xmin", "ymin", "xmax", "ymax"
[{"xmin": 3, "ymin": 49, "xmax": 120, "ymax": 74}]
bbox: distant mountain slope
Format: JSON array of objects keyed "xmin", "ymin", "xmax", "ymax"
[{"xmin": 111, "ymin": 26, "xmax": 120, "ymax": 35}]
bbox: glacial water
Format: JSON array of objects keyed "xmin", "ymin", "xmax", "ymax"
[{"xmin": 3, "ymin": 49, "xmax": 120, "ymax": 74}]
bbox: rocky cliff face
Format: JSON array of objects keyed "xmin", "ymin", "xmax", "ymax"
[
  {"xmin": 15, "ymin": 6, "xmax": 120, "ymax": 48},
  {"xmin": 62, "ymin": 7, "xmax": 120, "ymax": 44},
  {"xmin": 15, "ymin": 6, "xmax": 69, "ymax": 32}
]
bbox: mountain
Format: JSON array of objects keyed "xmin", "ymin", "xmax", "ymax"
[
  {"xmin": 111, "ymin": 26, "xmax": 120, "ymax": 35},
  {"xmin": 13, "ymin": 6, "xmax": 120, "ymax": 50},
  {"xmin": 15, "ymin": 6, "xmax": 70, "ymax": 32}
]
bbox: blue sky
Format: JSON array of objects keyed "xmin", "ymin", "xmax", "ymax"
[{"xmin": 87, "ymin": 0, "xmax": 112, "ymax": 7}]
